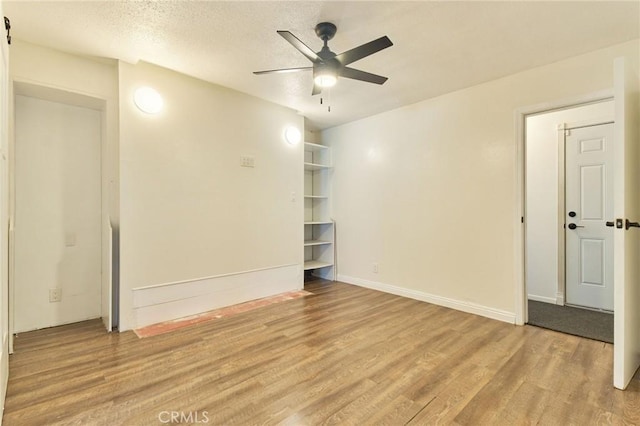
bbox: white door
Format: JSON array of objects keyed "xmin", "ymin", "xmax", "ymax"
[
  {"xmin": 14, "ymin": 96, "xmax": 102, "ymax": 332},
  {"xmin": 0, "ymin": 8, "xmax": 9, "ymax": 409},
  {"xmin": 565, "ymin": 123, "xmax": 614, "ymax": 311},
  {"xmin": 613, "ymin": 56, "xmax": 640, "ymax": 390}
]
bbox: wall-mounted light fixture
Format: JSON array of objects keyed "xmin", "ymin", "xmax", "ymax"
[
  {"xmin": 133, "ymin": 87, "xmax": 163, "ymax": 114},
  {"xmin": 284, "ymin": 126, "xmax": 302, "ymax": 145}
]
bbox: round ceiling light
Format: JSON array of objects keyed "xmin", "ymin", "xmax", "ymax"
[{"xmin": 134, "ymin": 87, "xmax": 163, "ymax": 114}]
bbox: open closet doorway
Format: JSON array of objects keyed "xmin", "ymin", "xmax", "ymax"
[
  {"xmin": 11, "ymin": 83, "xmax": 113, "ymax": 336},
  {"xmin": 525, "ymin": 99, "xmax": 614, "ymax": 343}
]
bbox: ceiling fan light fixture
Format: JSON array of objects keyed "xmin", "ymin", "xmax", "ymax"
[{"xmin": 314, "ymin": 71, "xmax": 337, "ymax": 88}]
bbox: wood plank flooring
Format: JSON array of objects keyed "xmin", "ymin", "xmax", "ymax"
[{"xmin": 4, "ymin": 281, "xmax": 640, "ymax": 425}]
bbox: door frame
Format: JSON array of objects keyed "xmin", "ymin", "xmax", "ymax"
[
  {"xmin": 8, "ymin": 80, "xmax": 115, "ymax": 346},
  {"xmin": 514, "ymin": 89, "xmax": 614, "ymax": 325}
]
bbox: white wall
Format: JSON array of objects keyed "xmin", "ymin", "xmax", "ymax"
[
  {"xmin": 14, "ymin": 95, "xmax": 102, "ymax": 332},
  {"xmin": 9, "ymin": 42, "xmax": 303, "ymax": 332},
  {"xmin": 525, "ymin": 101, "xmax": 613, "ymax": 304},
  {"xmin": 118, "ymin": 61, "xmax": 303, "ymax": 330},
  {"xmin": 10, "ymin": 40, "xmax": 119, "ymax": 330},
  {"xmin": 322, "ymin": 40, "xmax": 639, "ymax": 322}
]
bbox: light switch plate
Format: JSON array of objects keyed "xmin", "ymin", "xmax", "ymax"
[
  {"xmin": 49, "ymin": 288, "xmax": 62, "ymax": 303},
  {"xmin": 240, "ymin": 155, "xmax": 255, "ymax": 168},
  {"xmin": 65, "ymin": 232, "xmax": 76, "ymax": 247}
]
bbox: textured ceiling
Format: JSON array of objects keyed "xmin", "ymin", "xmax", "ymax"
[{"xmin": 3, "ymin": 1, "xmax": 639, "ymax": 130}]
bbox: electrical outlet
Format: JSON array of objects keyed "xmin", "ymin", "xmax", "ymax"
[
  {"xmin": 373, "ymin": 263, "xmax": 379, "ymax": 273},
  {"xmin": 65, "ymin": 232, "xmax": 76, "ymax": 247},
  {"xmin": 240, "ymin": 155, "xmax": 255, "ymax": 168},
  {"xmin": 49, "ymin": 288, "xmax": 62, "ymax": 303}
]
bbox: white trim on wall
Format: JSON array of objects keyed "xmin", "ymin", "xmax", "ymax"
[
  {"xmin": 527, "ymin": 294, "xmax": 557, "ymax": 304},
  {"xmin": 514, "ymin": 103, "xmax": 526, "ymax": 325},
  {"xmin": 132, "ymin": 263, "xmax": 299, "ymax": 292},
  {"xmin": 528, "ymin": 293, "xmax": 565, "ymax": 305},
  {"xmin": 556, "ymin": 124, "xmax": 566, "ymax": 309},
  {"xmin": 132, "ymin": 264, "xmax": 300, "ymax": 328},
  {"xmin": 338, "ymin": 274, "xmax": 515, "ymax": 324}
]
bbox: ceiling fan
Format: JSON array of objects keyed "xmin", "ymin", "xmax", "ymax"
[{"xmin": 254, "ymin": 22, "xmax": 393, "ymax": 96}]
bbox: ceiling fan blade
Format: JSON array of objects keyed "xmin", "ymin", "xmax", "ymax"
[
  {"xmin": 253, "ymin": 67, "xmax": 312, "ymax": 75},
  {"xmin": 312, "ymin": 83, "xmax": 322, "ymax": 96},
  {"xmin": 335, "ymin": 36, "xmax": 393, "ymax": 66},
  {"xmin": 277, "ymin": 30, "xmax": 321, "ymax": 63},
  {"xmin": 341, "ymin": 67, "xmax": 388, "ymax": 85}
]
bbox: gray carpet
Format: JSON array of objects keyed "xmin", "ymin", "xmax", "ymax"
[{"xmin": 527, "ymin": 300, "xmax": 613, "ymax": 343}]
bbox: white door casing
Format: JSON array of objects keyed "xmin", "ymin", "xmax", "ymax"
[{"xmin": 565, "ymin": 123, "xmax": 615, "ymax": 311}]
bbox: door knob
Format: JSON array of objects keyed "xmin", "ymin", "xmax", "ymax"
[
  {"xmin": 568, "ymin": 223, "xmax": 584, "ymax": 230},
  {"xmin": 568, "ymin": 211, "xmax": 577, "ymax": 217},
  {"xmin": 625, "ymin": 219, "xmax": 640, "ymax": 230}
]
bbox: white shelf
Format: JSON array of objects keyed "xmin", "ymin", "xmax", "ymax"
[
  {"xmin": 304, "ymin": 142, "xmax": 329, "ymax": 151},
  {"xmin": 304, "ymin": 162, "xmax": 331, "ymax": 171},
  {"xmin": 304, "ymin": 240, "xmax": 332, "ymax": 247},
  {"xmin": 304, "ymin": 260, "xmax": 334, "ymax": 270},
  {"xmin": 303, "ymin": 141, "xmax": 334, "ymax": 281}
]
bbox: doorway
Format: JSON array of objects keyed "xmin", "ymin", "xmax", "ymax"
[
  {"xmin": 524, "ymin": 99, "xmax": 614, "ymax": 341},
  {"xmin": 13, "ymin": 94, "xmax": 103, "ymax": 333}
]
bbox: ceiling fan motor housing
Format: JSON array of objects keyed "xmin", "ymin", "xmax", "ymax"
[{"xmin": 315, "ymin": 22, "xmax": 337, "ymax": 42}]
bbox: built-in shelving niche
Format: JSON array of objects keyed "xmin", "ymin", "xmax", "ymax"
[{"xmin": 303, "ymin": 142, "xmax": 334, "ymax": 281}]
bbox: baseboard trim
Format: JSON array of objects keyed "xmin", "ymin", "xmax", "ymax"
[
  {"xmin": 338, "ymin": 274, "xmax": 515, "ymax": 324},
  {"xmin": 527, "ymin": 294, "xmax": 558, "ymax": 304},
  {"xmin": 132, "ymin": 263, "xmax": 299, "ymax": 291}
]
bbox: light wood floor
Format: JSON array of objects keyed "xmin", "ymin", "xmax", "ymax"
[{"xmin": 4, "ymin": 281, "xmax": 640, "ymax": 425}]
